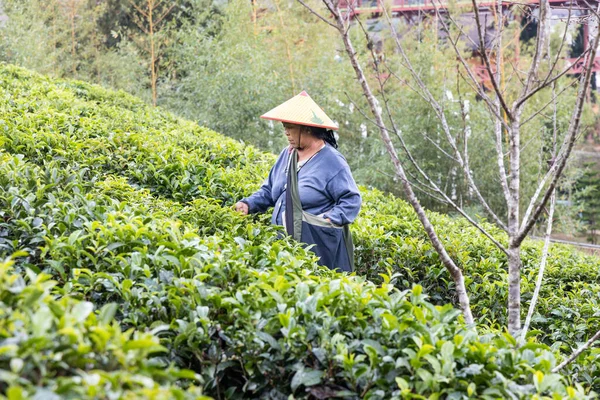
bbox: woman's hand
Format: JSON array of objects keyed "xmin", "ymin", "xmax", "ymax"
[{"xmin": 234, "ymin": 201, "xmax": 249, "ymax": 215}]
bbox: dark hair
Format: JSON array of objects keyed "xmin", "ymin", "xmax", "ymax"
[{"xmin": 305, "ymin": 126, "xmax": 338, "ymax": 149}]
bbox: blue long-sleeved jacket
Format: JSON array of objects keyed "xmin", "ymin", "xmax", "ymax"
[{"xmin": 241, "ymin": 144, "xmax": 362, "ymax": 228}]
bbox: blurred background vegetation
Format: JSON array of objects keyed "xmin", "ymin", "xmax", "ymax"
[{"xmin": 0, "ymin": 0, "xmax": 599, "ymax": 244}]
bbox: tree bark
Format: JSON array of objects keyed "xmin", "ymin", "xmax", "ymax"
[
  {"xmin": 69, "ymin": 1, "xmax": 77, "ymax": 75},
  {"xmin": 506, "ymin": 114, "xmax": 521, "ymax": 334},
  {"xmin": 148, "ymin": 0, "xmax": 157, "ymax": 107}
]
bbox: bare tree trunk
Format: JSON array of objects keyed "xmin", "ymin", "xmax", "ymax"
[
  {"xmin": 507, "ymin": 117, "xmax": 521, "ymax": 334},
  {"xmin": 69, "ymin": 1, "xmax": 77, "ymax": 75},
  {"xmin": 148, "ymin": 0, "xmax": 157, "ymax": 107},
  {"xmin": 52, "ymin": 1, "xmax": 58, "ymax": 76}
]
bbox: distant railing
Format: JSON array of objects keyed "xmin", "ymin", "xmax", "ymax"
[
  {"xmin": 567, "ymin": 57, "xmax": 600, "ymax": 73},
  {"xmin": 339, "ymin": 0, "xmax": 576, "ymax": 14},
  {"xmin": 531, "ymin": 235, "xmax": 600, "ymax": 253}
]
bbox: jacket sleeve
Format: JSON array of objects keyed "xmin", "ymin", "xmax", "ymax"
[
  {"xmin": 240, "ymin": 168, "xmax": 276, "ymax": 214},
  {"xmin": 240, "ymin": 148, "xmax": 287, "ymax": 214},
  {"xmin": 323, "ymin": 166, "xmax": 362, "ymax": 225}
]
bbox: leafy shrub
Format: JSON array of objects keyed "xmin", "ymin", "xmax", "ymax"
[
  {"xmin": 0, "ymin": 257, "xmax": 208, "ymax": 399},
  {"xmin": 0, "ymin": 64, "xmax": 598, "ymax": 397}
]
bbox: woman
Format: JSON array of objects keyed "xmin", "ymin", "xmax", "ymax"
[{"xmin": 234, "ymin": 91, "xmax": 361, "ymax": 272}]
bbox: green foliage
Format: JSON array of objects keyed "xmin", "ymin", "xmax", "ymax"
[
  {"xmin": 574, "ymin": 163, "xmax": 600, "ymax": 244},
  {"xmin": 0, "ymin": 0, "xmax": 148, "ymax": 100},
  {"xmin": 0, "ymin": 257, "xmax": 208, "ymax": 399},
  {"xmin": 0, "ymin": 64, "xmax": 596, "ymax": 398}
]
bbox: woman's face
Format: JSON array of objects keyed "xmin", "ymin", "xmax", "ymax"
[{"xmin": 283, "ymin": 123, "xmax": 304, "ymax": 148}]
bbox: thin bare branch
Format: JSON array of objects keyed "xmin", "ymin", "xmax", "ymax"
[
  {"xmin": 384, "ymin": 8, "xmax": 507, "ymax": 230},
  {"xmin": 296, "ymin": 0, "xmax": 338, "ymax": 29},
  {"xmin": 517, "ymin": 4, "xmax": 600, "ymax": 245},
  {"xmin": 127, "ymin": 0, "xmax": 148, "ymax": 19},
  {"xmin": 552, "ymin": 328, "xmax": 600, "ymax": 372},
  {"xmin": 514, "ymin": 47, "xmax": 593, "ymax": 109},
  {"xmin": 521, "ymin": 190, "xmax": 556, "ymax": 343},
  {"xmin": 520, "ymin": 79, "xmax": 578, "ymax": 127},
  {"xmin": 491, "ymin": 0, "xmax": 511, "ymax": 210},
  {"xmin": 435, "ymin": 6, "xmax": 512, "ymax": 129},
  {"xmin": 423, "ymin": 134, "xmax": 459, "ymax": 162},
  {"xmin": 517, "ymin": 0, "xmax": 551, "ymax": 103},
  {"xmin": 155, "ymin": 3, "xmax": 176, "ymax": 26},
  {"xmin": 343, "ymin": 92, "xmax": 381, "ymax": 129},
  {"xmin": 535, "ymin": 3, "xmax": 574, "ymax": 89},
  {"xmin": 469, "ymin": 0, "xmax": 512, "ymax": 119},
  {"xmin": 384, "ymin": 64, "xmax": 431, "ymax": 104}
]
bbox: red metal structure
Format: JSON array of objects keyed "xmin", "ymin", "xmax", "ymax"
[
  {"xmin": 339, "ymin": 0, "xmax": 593, "ymax": 16},
  {"xmin": 338, "ymin": 0, "xmax": 600, "ymax": 74}
]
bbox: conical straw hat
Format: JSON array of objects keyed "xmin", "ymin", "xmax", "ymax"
[{"xmin": 260, "ymin": 91, "xmax": 339, "ymax": 131}]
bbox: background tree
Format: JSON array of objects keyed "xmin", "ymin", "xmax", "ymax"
[
  {"xmin": 0, "ymin": 0, "xmax": 146, "ymax": 96},
  {"xmin": 125, "ymin": 0, "xmax": 179, "ymax": 106}
]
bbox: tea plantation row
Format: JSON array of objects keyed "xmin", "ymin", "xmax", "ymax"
[{"xmin": 0, "ymin": 64, "xmax": 598, "ymax": 398}]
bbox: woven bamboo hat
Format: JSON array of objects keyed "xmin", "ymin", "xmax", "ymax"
[{"xmin": 260, "ymin": 91, "xmax": 339, "ymax": 131}]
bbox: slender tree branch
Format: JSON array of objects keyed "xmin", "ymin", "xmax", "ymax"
[
  {"xmin": 423, "ymin": 133, "xmax": 459, "ymax": 162},
  {"xmin": 470, "ymin": 0, "xmax": 513, "ymax": 119},
  {"xmin": 516, "ymin": 4, "xmax": 600, "ymax": 245},
  {"xmin": 297, "ymin": 0, "xmax": 338, "ymax": 29},
  {"xmin": 384, "ymin": 8, "xmax": 507, "ymax": 230},
  {"xmin": 155, "ymin": 4, "xmax": 176, "ymax": 26},
  {"xmin": 552, "ymin": 328, "xmax": 600, "ymax": 372},
  {"xmin": 535, "ymin": 3, "xmax": 574, "ymax": 88},
  {"xmin": 384, "ymin": 64, "xmax": 432, "ymax": 104},
  {"xmin": 514, "ymin": 47, "xmax": 593, "ymax": 109},
  {"xmin": 435, "ymin": 6, "xmax": 512, "ymax": 130},
  {"xmin": 127, "ymin": 0, "xmax": 149, "ymax": 18},
  {"xmin": 521, "ymin": 191, "xmax": 556, "ymax": 343},
  {"xmin": 491, "ymin": 0, "xmax": 511, "ymax": 211},
  {"xmin": 516, "ymin": 0, "xmax": 550, "ymax": 104},
  {"xmin": 520, "ymin": 79, "xmax": 578, "ymax": 127},
  {"xmin": 343, "ymin": 92, "xmax": 381, "ymax": 129}
]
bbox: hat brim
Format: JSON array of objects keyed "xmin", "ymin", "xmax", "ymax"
[{"xmin": 260, "ymin": 115, "xmax": 339, "ymax": 131}]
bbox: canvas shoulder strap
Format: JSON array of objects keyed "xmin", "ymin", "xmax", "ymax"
[{"xmin": 285, "ymin": 149, "xmax": 303, "ymax": 241}]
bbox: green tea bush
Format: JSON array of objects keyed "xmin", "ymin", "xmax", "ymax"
[
  {"xmin": 4, "ymin": 150, "xmax": 588, "ymax": 398},
  {"xmin": 0, "ymin": 257, "xmax": 208, "ymax": 399},
  {"xmin": 0, "ymin": 64, "xmax": 599, "ymax": 397}
]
